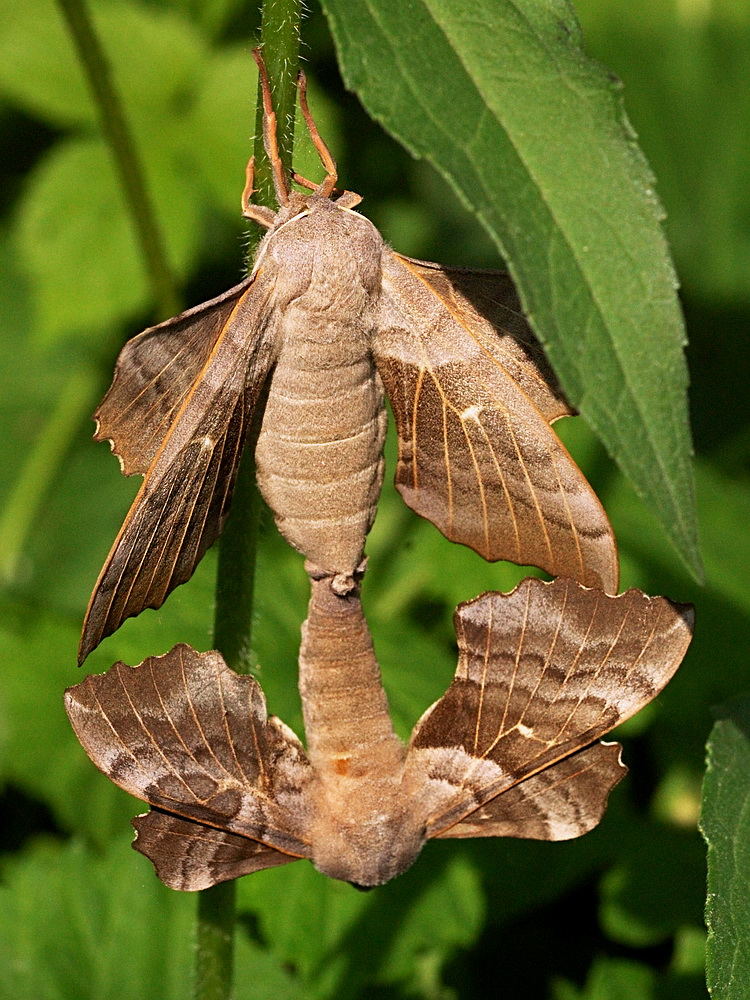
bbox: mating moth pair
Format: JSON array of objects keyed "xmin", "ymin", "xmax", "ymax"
[{"xmin": 67, "ymin": 52, "xmax": 693, "ymax": 889}]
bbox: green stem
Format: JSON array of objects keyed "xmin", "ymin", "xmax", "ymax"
[
  {"xmin": 252, "ymin": 0, "xmax": 304, "ymax": 213},
  {"xmin": 193, "ymin": 5, "xmax": 302, "ymax": 999},
  {"xmin": 0, "ymin": 368, "xmax": 95, "ymax": 584},
  {"xmin": 56, "ymin": 0, "xmax": 179, "ymax": 320}
]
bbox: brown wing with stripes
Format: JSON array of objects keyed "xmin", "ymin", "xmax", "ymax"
[
  {"xmin": 374, "ymin": 253, "xmax": 619, "ymax": 593},
  {"xmin": 65, "ymin": 645, "xmax": 313, "ymax": 889},
  {"xmin": 404, "ymin": 577, "xmax": 693, "ymax": 841},
  {"xmin": 79, "ymin": 271, "xmax": 280, "ymax": 663},
  {"xmin": 94, "ymin": 278, "xmax": 256, "ymax": 476},
  {"xmin": 131, "ymin": 810, "xmax": 298, "ymax": 891}
]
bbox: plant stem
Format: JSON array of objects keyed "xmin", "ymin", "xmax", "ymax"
[
  {"xmin": 251, "ymin": 0, "xmax": 304, "ymax": 211},
  {"xmin": 56, "ymin": 0, "xmax": 179, "ymax": 320},
  {"xmin": 193, "ymin": 4, "xmax": 302, "ymax": 999},
  {"xmin": 0, "ymin": 368, "xmax": 95, "ymax": 584},
  {"xmin": 6, "ymin": 0, "xmax": 183, "ymax": 598}
]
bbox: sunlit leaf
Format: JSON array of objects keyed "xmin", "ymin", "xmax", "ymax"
[
  {"xmin": 701, "ymin": 698, "xmax": 750, "ymax": 1000},
  {"xmin": 320, "ymin": 0, "xmax": 701, "ymax": 579},
  {"xmin": 0, "ymin": 836, "xmax": 303, "ymax": 1000}
]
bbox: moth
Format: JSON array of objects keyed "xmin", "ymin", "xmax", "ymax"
[
  {"xmin": 78, "ymin": 51, "xmax": 618, "ymax": 664},
  {"xmin": 66, "ymin": 575, "xmax": 693, "ymax": 889}
]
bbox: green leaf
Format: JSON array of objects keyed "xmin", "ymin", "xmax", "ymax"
[
  {"xmin": 16, "ymin": 132, "xmax": 201, "ymax": 346},
  {"xmin": 0, "ymin": 0, "xmax": 206, "ymax": 130},
  {"xmin": 605, "ymin": 462, "xmax": 750, "ymax": 617},
  {"xmin": 701, "ymin": 698, "xmax": 750, "ymax": 1000},
  {"xmin": 0, "ymin": 0, "xmax": 94, "ymax": 126},
  {"xmin": 554, "ymin": 958, "xmax": 656, "ymax": 1000},
  {"xmin": 9, "ymin": 2, "xmax": 210, "ymax": 345},
  {"xmin": 575, "ymin": 0, "xmax": 750, "ymax": 306},
  {"xmin": 377, "ymin": 851, "xmax": 484, "ymax": 988},
  {"xmin": 238, "ymin": 849, "xmax": 484, "ymax": 999},
  {"xmin": 599, "ymin": 825, "xmax": 705, "ymax": 947},
  {"xmin": 319, "ymin": 0, "xmax": 702, "ymax": 579},
  {"xmin": 0, "ymin": 836, "xmax": 303, "ymax": 1000},
  {"xmin": 0, "ymin": 598, "xmax": 139, "ymax": 844}
]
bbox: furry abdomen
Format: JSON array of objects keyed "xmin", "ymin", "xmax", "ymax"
[{"xmin": 254, "ymin": 202, "xmax": 387, "ymax": 577}]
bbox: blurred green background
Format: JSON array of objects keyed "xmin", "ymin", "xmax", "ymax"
[{"xmin": 0, "ymin": 0, "xmax": 746, "ymax": 996}]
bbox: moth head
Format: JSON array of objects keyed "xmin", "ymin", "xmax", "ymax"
[{"xmin": 245, "ymin": 50, "xmax": 363, "ymax": 231}]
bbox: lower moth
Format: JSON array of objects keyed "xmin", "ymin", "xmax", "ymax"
[{"xmin": 67, "ymin": 574, "xmax": 692, "ymax": 889}]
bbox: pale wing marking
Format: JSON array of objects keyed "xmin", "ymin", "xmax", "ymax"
[
  {"xmin": 397, "ymin": 329, "xmax": 575, "ymax": 572},
  {"xmin": 549, "ymin": 593, "xmax": 628, "ymax": 743},
  {"xmin": 516, "ymin": 581, "xmax": 569, "ymax": 732},
  {"xmin": 441, "ymin": 383, "xmax": 453, "ymax": 529},
  {"xmin": 410, "ymin": 366, "xmax": 426, "ymax": 491},
  {"xmin": 92, "ymin": 674, "xmax": 200, "ymax": 806},
  {"xmin": 393, "ymin": 255, "xmax": 557, "ymax": 398},
  {"xmin": 470, "ymin": 408, "xmax": 521, "ymax": 562},
  {"xmin": 549, "ymin": 449, "xmax": 585, "ymax": 583},
  {"xmin": 504, "ymin": 416, "xmax": 555, "ymax": 569}
]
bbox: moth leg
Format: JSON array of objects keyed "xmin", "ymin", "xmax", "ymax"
[
  {"xmin": 296, "ymin": 69, "xmax": 338, "ymax": 198},
  {"xmin": 291, "ymin": 171, "xmax": 318, "ymax": 192},
  {"xmin": 252, "ymin": 48, "xmax": 291, "ymax": 206},
  {"xmin": 241, "ymin": 156, "xmax": 276, "ymax": 228}
]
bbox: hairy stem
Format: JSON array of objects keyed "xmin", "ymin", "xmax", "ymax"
[
  {"xmin": 251, "ymin": 0, "xmax": 304, "ymax": 212},
  {"xmin": 193, "ymin": 4, "xmax": 302, "ymax": 999}
]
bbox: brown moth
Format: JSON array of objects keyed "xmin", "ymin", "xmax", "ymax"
[
  {"xmin": 66, "ymin": 575, "xmax": 692, "ymax": 889},
  {"xmin": 78, "ymin": 51, "xmax": 618, "ymax": 663}
]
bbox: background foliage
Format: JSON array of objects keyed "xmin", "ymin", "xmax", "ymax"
[{"xmin": 0, "ymin": 0, "xmax": 746, "ymax": 996}]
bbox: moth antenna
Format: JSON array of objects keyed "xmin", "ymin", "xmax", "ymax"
[
  {"xmin": 252, "ymin": 48, "xmax": 291, "ymax": 206},
  {"xmin": 296, "ymin": 69, "xmax": 338, "ymax": 198},
  {"xmin": 241, "ymin": 156, "xmax": 276, "ymax": 228}
]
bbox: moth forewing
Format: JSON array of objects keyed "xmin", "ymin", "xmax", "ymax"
[
  {"xmin": 93, "ymin": 276, "xmax": 256, "ymax": 476},
  {"xmin": 374, "ymin": 252, "xmax": 619, "ymax": 594},
  {"xmin": 385, "ymin": 254, "xmax": 572, "ymax": 422},
  {"xmin": 77, "ymin": 269, "xmax": 282, "ymax": 664}
]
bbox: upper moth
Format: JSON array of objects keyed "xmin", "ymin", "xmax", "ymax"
[{"xmin": 79, "ymin": 52, "xmax": 618, "ymax": 663}]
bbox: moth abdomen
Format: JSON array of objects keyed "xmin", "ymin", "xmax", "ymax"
[{"xmin": 255, "ymin": 280, "xmax": 387, "ymax": 575}]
